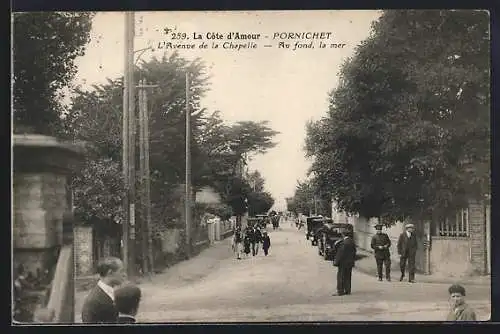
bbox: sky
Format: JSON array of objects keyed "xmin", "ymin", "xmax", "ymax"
[{"xmin": 72, "ymin": 10, "xmax": 382, "ymax": 211}]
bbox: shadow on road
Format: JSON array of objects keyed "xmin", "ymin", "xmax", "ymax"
[{"xmin": 355, "ymin": 253, "xmax": 369, "ymax": 261}]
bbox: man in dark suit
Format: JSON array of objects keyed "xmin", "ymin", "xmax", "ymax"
[
  {"xmin": 333, "ymin": 231, "xmax": 357, "ymax": 296},
  {"xmin": 251, "ymin": 226, "xmax": 262, "ymax": 256},
  {"xmin": 81, "ymin": 257, "xmax": 126, "ymax": 323},
  {"xmin": 262, "ymin": 231, "xmax": 271, "ymax": 256},
  {"xmin": 371, "ymin": 224, "xmax": 392, "ymax": 281},
  {"xmin": 114, "ymin": 284, "xmax": 142, "ymax": 324},
  {"xmin": 397, "ymin": 223, "xmax": 418, "ymax": 283}
]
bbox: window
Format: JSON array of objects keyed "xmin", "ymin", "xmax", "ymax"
[{"xmin": 437, "ymin": 208, "xmax": 469, "ymax": 237}]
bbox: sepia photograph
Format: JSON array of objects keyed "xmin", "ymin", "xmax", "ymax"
[{"xmin": 11, "ymin": 9, "xmax": 491, "ymax": 324}]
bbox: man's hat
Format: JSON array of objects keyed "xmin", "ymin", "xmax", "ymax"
[{"xmin": 405, "ymin": 223, "xmax": 415, "ymax": 229}]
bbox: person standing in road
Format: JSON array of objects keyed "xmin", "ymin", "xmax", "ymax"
[
  {"xmin": 262, "ymin": 231, "xmax": 271, "ymax": 256},
  {"xmin": 446, "ymin": 284, "xmax": 477, "ymax": 321},
  {"xmin": 397, "ymin": 223, "xmax": 418, "ymax": 283},
  {"xmin": 332, "ymin": 231, "xmax": 357, "ymax": 296},
  {"xmin": 250, "ymin": 225, "xmax": 262, "ymax": 256},
  {"xmin": 233, "ymin": 227, "xmax": 243, "ymax": 260},
  {"xmin": 243, "ymin": 232, "xmax": 251, "ymax": 257},
  {"xmin": 371, "ymin": 224, "xmax": 392, "ymax": 281},
  {"xmin": 81, "ymin": 257, "xmax": 126, "ymax": 323},
  {"xmin": 245, "ymin": 226, "xmax": 255, "ymax": 256}
]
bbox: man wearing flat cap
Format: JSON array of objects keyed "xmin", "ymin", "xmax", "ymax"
[
  {"xmin": 397, "ymin": 223, "xmax": 418, "ymax": 283},
  {"xmin": 370, "ymin": 224, "xmax": 392, "ymax": 281}
]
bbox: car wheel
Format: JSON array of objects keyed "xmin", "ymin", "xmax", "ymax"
[{"xmin": 324, "ymin": 248, "xmax": 329, "ymax": 260}]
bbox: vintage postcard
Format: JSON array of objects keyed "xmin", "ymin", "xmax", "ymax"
[{"xmin": 12, "ymin": 10, "xmax": 491, "ymax": 324}]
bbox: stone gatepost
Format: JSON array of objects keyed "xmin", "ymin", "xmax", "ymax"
[{"xmin": 13, "ymin": 134, "xmax": 84, "ymax": 323}]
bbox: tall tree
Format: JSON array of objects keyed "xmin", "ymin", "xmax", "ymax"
[
  {"xmin": 197, "ymin": 111, "xmax": 279, "ymax": 216},
  {"xmin": 65, "ymin": 79, "xmax": 125, "ymax": 224},
  {"xmin": 64, "ymin": 52, "xmax": 211, "ymax": 233},
  {"xmin": 247, "ymin": 170, "xmax": 265, "ymax": 192},
  {"xmin": 13, "ymin": 12, "xmax": 94, "ymax": 135},
  {"xmin": 65, "ymin": 50, "xmax": 280, "ymax": 230},
  {"xmin": 306, "ymin": 10, "xmax": 489, "ymax": 222},
  {"xmin": 247, "ymin": 191, "xmax": 275, "ymax": 216},
  {"xmin": 289, "ymin": 180, "xmax": 316, "ymax": 216}
]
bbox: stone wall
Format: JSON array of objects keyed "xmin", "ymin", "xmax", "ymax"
[
  {"xmin": 469, "ymin": 200, "xmax": 488, "ymax": 275},
  {"xmin": 13, "ymin": 134, "xmax": 84, "ymax": 323},
  {"xmin": 430, "ymin": 237, "xmax": 470, "ymax": 276},
  {"xmin": 74, "ymin": 226, "xmax": 93, "ymax": 276},
  {"xmin": 13, "ymin": 172, "xmax": 69, "ymax": 275},
  {"xmin": 13, "ymin": 173, "xmax": 67, "ymax": 249}
]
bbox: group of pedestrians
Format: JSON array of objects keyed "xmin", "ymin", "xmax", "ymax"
[
  {"xmin": 333, "ymin": 223, "xmax": 419, "ymax": 296},
  {"xmin": 330, "ymin": 223, "xmax": 478, "ymax": 321},
  {"xmin": 233, "ymin": 225, "xmax": 271, "ymax": 260},
  {"xmin": 370, "ymin": 223, "xmax": 418, "ymax": 283},
  {"xmin": 81, "ymin": 257, "xmax": 142, "ymax": 324}
]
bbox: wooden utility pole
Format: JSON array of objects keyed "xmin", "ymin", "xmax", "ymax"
[
  {"xmin": 122, "ymin": 12, "xmax": 132, "ymax": 275},
  {"xmin": 126, "ymin": 11, "xmax": 136, "ymax": 277},
  {"xmin": 138, "ymin": 79, "xmax": 147, "ymax": 275},
  {"xmin": 138, "ymin": 79, "xmax": 157, "ymax": 275},
  {"xmin": 144, "ymin": 82, "xmax": 154, "ymax": 274},
  {"xmin": 185, "ymin": 72, "xmax": 192, "ymax": 259}
]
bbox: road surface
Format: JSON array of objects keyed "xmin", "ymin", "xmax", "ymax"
[{"xmin": 75, "ymin": 221, "xmax": 491, "ymax": 322}]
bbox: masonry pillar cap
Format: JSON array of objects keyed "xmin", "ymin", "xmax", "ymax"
[{"xmin": 13, "ymin": 134, "xmax": 87, "ymax": 173}]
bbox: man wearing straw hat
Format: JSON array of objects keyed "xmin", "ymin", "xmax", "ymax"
[{"xmin": 397, "ymin": 223, "xmax": 418, "ymax": 283}]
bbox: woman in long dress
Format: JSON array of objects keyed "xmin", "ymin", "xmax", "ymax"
[{"xmin": 233, "ymin": 228, "xmax": 243, "ymax": 260}]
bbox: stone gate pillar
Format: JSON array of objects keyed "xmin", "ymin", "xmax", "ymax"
[{"xmin": 13, "ymin": 134, "xmax": 84, "ymax": 323}]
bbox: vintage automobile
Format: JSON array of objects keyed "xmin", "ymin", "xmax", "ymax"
[
  {"xmin": 309, "ymin": 217, "xmax": 332, "ymax": 247},
  {"xmin": 317, "ymin": 222, "xmax": 354, "ymax": 260},
  {"xmin": 305, "ymin": 216, "xmax": 324, "ymax": 245}
]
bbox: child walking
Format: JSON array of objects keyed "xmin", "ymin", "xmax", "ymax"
[{"xmin": 243, "ymin": 233, "xmax": 251, "ymax": 257}]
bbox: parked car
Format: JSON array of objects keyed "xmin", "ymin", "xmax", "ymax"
[
  {"xmin": 310, "ymin": 218, "xmax": 333, "ymax": 250},
  {"xmin": 305, "ymin": 216, "xmax": 324, "ymax": 245},
  {"xmin": 317, "ymin": 222, "xmax": 354, "ymax": 260}
]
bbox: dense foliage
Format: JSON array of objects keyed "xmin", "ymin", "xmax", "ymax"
[
  {"xmin": 13, "ymin": 12, "xmax": 94, "ymax": 135},
  {"xmin": 198, "ymin": 111, "xmax": 278, "ymax": 216},
  {"xmin": 246, "ymin": 171, "xmax": 275, "ymax": 216},
  {"xmin": 305, "ymin": 10, "xmax": 490, "ymax": 222},
  {"xmin": 287, "ymin": 179, "xmax": 330, "ymax": 217},
  {"xmin": 65, "ymin": 51, "xmax": 279, "ymax": 232}
]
